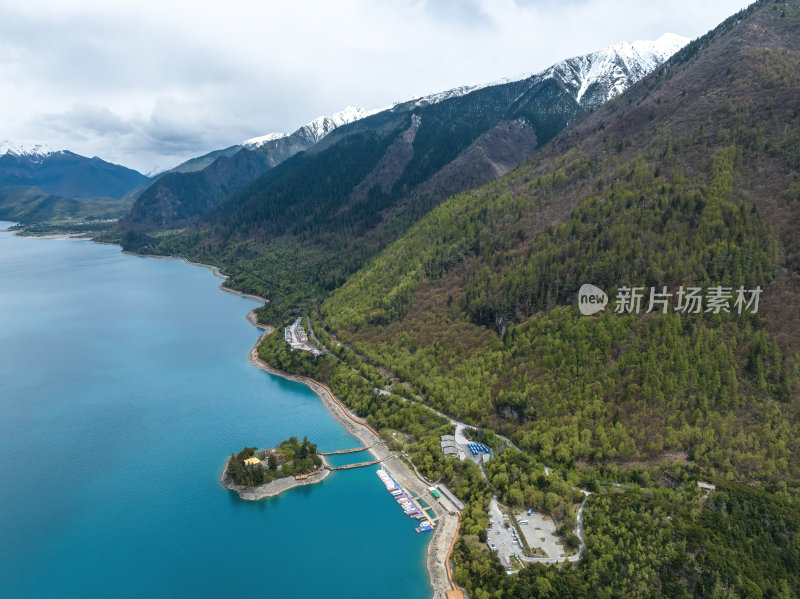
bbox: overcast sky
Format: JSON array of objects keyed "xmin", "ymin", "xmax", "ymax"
[{"xmin": 0, "ymin": 0, "xmax": 753, "ymax": 174}]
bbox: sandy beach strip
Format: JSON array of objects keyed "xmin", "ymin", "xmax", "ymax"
[{"xmin": 246, "ymin": 327, "xmax": 462, "ymax": 599}]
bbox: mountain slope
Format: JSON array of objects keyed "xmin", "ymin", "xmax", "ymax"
[
  {"xmin": 0, "ymin": 186, "xmax": 132, "ymax": 224},
  {"xmin": 121, "ymin": 36, "xmax": 685, "ymax": 312},
  {"xmin": 117, "ymin": 107, "xmax": 372, "ymax": 232},
  {"xmin": 0, "ymin": 142, "xmax": 147, "ymax": 200},
  {"xmin": 119, "ymin": 144, "xmax": 242, "ymax": 204},
  {"xmin": 320, "ymin": 0, "xmax": 800, "ymax": 481},
  {"xmin": 310, "ymin": 5, "xmax": 800, "ymax": 594}
]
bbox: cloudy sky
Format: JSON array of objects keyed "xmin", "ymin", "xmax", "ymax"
[{"xmin": 0, "ymin": 0, "xmax": 753, "ymax": 174}]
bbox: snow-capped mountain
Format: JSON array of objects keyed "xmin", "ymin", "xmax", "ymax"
[
  {"xmin": 544, "ymin": 33, "xmax": 689, "ymax": 107},
  {"xmin": 395, "ymin": 33, "xmax": 688, "ymax": 111},
  {"xmin": 0, "ymin": 140, "xmax": 55, "ymax": 161},
  {"xmin": 121, "ymin": 106, "xmax": 380, "ymax": 231},
  {"xmin": 241, "ymin": 106, "xmax": 374, "ymax": 149},
  {"xmin": 240, "ymin": 131, "xmax": 288, "ymax": 148},
  {"xmin": 0, "ymin": 141, "xmax": 147, "ymax": 200},
  {"xmin": 121, "ymin": 34, "xmax": 688, "ymax": 234}
]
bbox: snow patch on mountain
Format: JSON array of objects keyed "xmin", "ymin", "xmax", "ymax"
[
  {"xmin": 296, "ymin": 106, "xmax": 377, "ymax": 143},
  {"xmin": 0, "ymin": 140, "xmax": 55, "ymax": 160},
  {"xmin": 404, "ymin": 84, "xmax": 486, "ymax": 108},
  {"xmin": 545, "ymin": 33, "xmax": 690, "ymax": 106},
  {"xmin": 242, "ymin": 106, "xmax": 376, "ymax": 149},
  {"xmin": 241, "ymin": 132, "xmax": 287, "ymax": 148}
]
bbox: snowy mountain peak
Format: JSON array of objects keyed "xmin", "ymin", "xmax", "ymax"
[
  {"xmin": 298, "ymin": 106, "xmax": 374, "ymax": 143},
  {"xmin": 241, "ymin": 132, "xmax": 287, "ymax": 149},
  {"xmin": 547, "ymin": 33, "xmax": 690, "ymax": 106},
  {"xmin": 240, "ymin": 106, "xmax": 374, "ymax": 149},
  {"xmin": 391, "ymin": 33, "xmax": 688, "ymax": 113},
  {"xmin": 0, "ymin": 140, "xmax": 54, "ymax": 160}
]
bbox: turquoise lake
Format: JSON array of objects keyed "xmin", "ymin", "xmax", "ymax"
[{"xmin": 0, "ymin": 223, "xmax": 430, "ymax": 599}]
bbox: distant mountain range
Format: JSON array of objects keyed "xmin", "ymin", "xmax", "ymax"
[
  {"xmin": 116, "ymin": 33, "xmax": 687, "ymax": 311},
  {"xmin": 0, "ymin": 142, "xmax": 147, "ymax": 200},
  {"xmin": 0, "ymin": 142, "xmax": 149, "ymax": 225}
]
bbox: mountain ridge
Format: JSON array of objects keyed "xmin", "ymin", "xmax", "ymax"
[
  {"xmin": 118, "ymin": 34, "xmax": 686, "ymax": 316},
  {"xmin": 0, "ymin": 143, "xmax": 147, "ymax": 198},
  {"xmin": 319, "ymin": 0, "xmax": 800, "ymax": 469},
  {"xmin": 117, "ymin": 106, "xmax": 376, "ymax": 233}
]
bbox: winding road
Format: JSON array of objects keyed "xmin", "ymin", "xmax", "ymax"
[{"xmin": 304, "ymin": 318, "xmax": 592, "ymax": 566}]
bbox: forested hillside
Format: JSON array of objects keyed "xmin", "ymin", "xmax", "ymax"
[
  {"xmin": 116, "ymin": 1, "xmax": 800, "ymax": 595},
  {"xmin": 322, "ymin": 0, "xmax": 800, "ymax": 482},
  {"xmin": 0, "ymin": 186, "xmax": 132, "ymax": 226},
  {"xmin": 303, "ymin": 2, "xmax": 800, "ymax": 595},
  {"xmin": 119, "ymin": 41, "xmax": 678, "ymax": 316}
]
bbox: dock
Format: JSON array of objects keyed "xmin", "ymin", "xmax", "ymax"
[
  {"xmin": 327, "ymin": 459, "xmax": 384, "ymax": 470},
  {"xmin": 377, "ymin": 468, "xmax": 438, "ymax": 532},
  {"xmin": 318, "ymin": 444, "xmax": 379, "ymax": 456}
]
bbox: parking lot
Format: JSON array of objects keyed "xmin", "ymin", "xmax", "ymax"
[
  {"xmin": 487, "ymin": 498, "xmax": 524, "ymax": 572},
  {"xmin": 515, "ymin": 510, "xmax": 564, "ymax": 560}
]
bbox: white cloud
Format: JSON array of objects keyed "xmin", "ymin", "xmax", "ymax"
[{"xmin": 0, "ymin": 0, "xmax": 753, "ymax": 173}]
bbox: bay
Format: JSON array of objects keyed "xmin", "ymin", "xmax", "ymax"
[{"xmin": 0, "ymin": 223, "xmax": 430, "ymax": 599}]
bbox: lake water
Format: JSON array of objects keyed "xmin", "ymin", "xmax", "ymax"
[{"xmin": 0, "ymin": 224, "xmax": 430, "ymax": 599}]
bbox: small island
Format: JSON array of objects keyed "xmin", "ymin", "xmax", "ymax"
[{"xmin": 221, "ymin": 436, "xmax": 330, "ymax": 501}]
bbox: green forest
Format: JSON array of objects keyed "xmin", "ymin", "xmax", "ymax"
[
  {"xmin": 257, "ymin": 322, "xmax": 800, "ymax": 599},
  {"xmin": 321, "ymin": 145, "xmax": 800, "ymax": 485}
]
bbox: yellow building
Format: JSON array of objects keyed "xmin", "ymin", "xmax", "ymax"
[{"xmin": 244, "ymin": 457, "xmax": 261, "ymax": 466}]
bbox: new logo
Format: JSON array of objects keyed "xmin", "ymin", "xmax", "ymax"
[{"xmin": 578, "ymin": 284, "xmax": 608, "ymax": 315}]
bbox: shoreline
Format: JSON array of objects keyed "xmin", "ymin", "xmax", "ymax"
[
  {"xmin": 13, "ymin": 232, "xmax": 92, "ymax": 240},
  {"xmin": 246, "ymin": 326, "xmax": 461, "ymax": 599},
  {"xmin": 121, "ymin": 250, "xmax": 269, "ymax": 303},
  {"xmin": 220, "ymin": 454, "xmax": 331, "ymax": 501}
]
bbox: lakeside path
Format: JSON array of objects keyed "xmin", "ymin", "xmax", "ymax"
[{"xmin": 246, "ymin": 317, "xmax": 462, "ymax": 599}]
